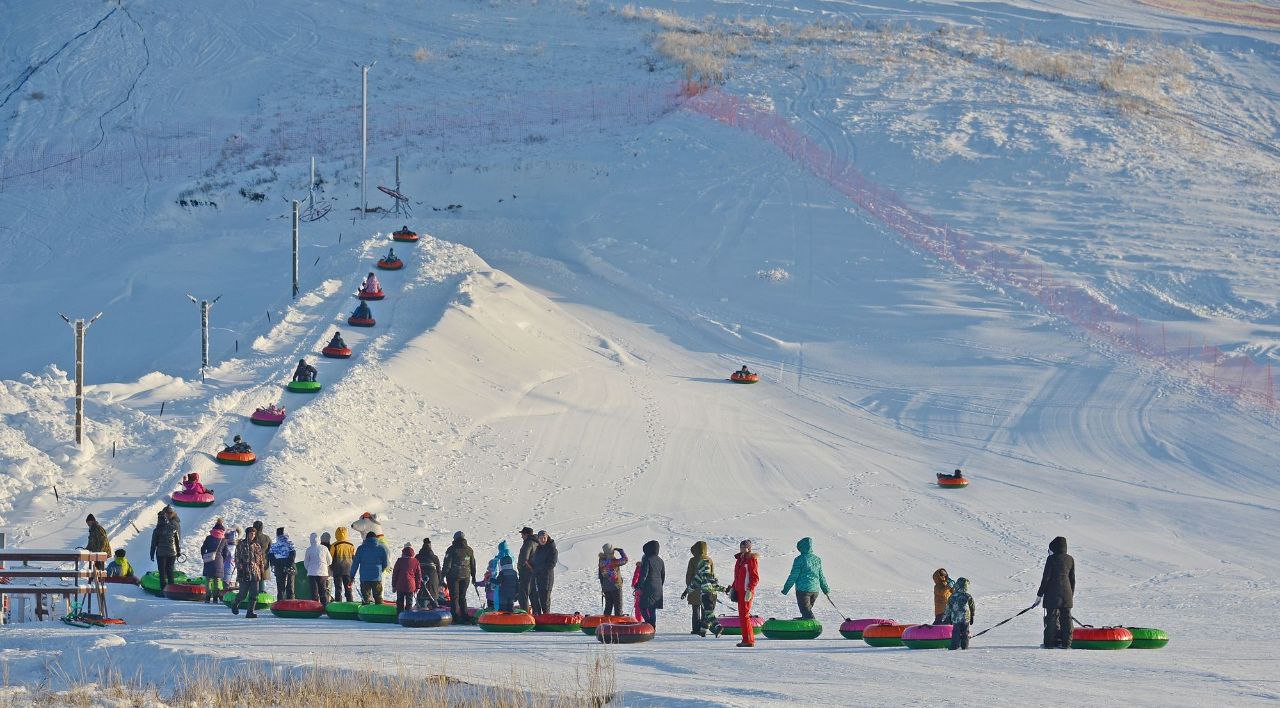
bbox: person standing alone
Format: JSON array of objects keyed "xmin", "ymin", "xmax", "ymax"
[
  {"xmin": 1037, "ymin": 536, "xmax": 1076, "ymax": 649},
  {"xmin": 731, "ymin": 540, "xmax": 760, "ymax": 648}
]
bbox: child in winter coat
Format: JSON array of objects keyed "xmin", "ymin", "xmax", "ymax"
[
  {"xmin": 200, "ymin": 523, "xmax": 232, "ymax": 603},
  {"xmin": 781, "ymin": 537, "xmax": 830, "ymax": 620},
  {"xmin": 304, "ymin": 532, "xmax": 333, "ymax": 605},
  {"xmin": 352, "ymin": 301, "xmax": 372, "ymax": 320},
  {"xmin": 392, "ymin": 543, "xmax": 424, "ymax": 614},
  {"xmin": 292, "ymin": 359, "xmax": 317, "ymax": 382},
  {"xmin": 106, "ymin": 549, "xmax": 134, "ymax": 579},
  {"xmin": 682, "ymin": 551, "xmax": 725, "ymax": 638},
  {"xmin": 182, "ymin": 473, "xmax": 209, "ymax": 495},
  {"xmin": 330, "ymin": 527, "xmax": 356, "ymax": 602},
  {"xmin": 944, "ymin": 577, "xmax": 976, "ymax": 650},
  {"xmin": 598, "ymin": 543, "xmax": 629, "ymax": 616},
  {"xmin": 933, "ymin": 568, "xmax": 954, "ymax": 624},
  {"xmin": 362, "ymin": 272, "xmax": 381, "ymax": 294},
  {"xmin": 222, "ymin": 528, "xmax": 238, "ymax": 582},
  {"xmin": 226, "ymin": 435, "xmax": 252, "ymax": 454},
  {"xmin": 496, "ymin": 557, "xmax": 520, "ymax": 612},
  {"xmin": 327, "ymin": 332, "xmax": 346, "ymax": 349}
]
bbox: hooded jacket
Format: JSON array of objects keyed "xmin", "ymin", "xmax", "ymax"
[
  {"xmin": 150, "ymin": 516, "xmax": 181, "ymax": 559},
  {"xmin": 933, "ymin": 568, "xmax": 953, "ymax": 616},
  {"xmin": 732, "ymin": 551, "xmax": 760, "ymax": 602},
  {"xmin": 304, "ymin": 533, "xmax": 332, "ymax": 577},
  {"xmin": 518, "ymin": 534, "xmax": 538, "ymax": 575},
  {"xmin": 87, "ymin": 521, "xmax": 111, "ymax": 556},
  {"xmin": 1037, "ymin": 537, "xmax": 1076, "ymax": 608},
  {"xmin": 943, "ymin": 577, "xmax": 975, "ymax": 625},
  {"xmin": 235, "ymin": 533, "xmax": 268, "ymax": 582},
  {"xmin": 200, "ymin": 531, "xmax": 231, "ymax": 579},
  {"xmin": 269, "ymin": 533, "xmax": 297, "ymax": 571},
  {"xmin": 686, "ymin": 557, "xmax": 721, "ymax": 597},
  {"xmin": 392, "ymin": 547, "xmax": 424, "ymax": 594},
  {"xmin": 635, "ymin": 540, "xmax": 665, "ymax": 609},
  {"xmin": 443, "ymin": 537, "xmax": 477, "ymax": 583},
  {"xmin": 684, "ymin": 541, "xmax": 713, "ymax": 606},
  {"xmin": 350, "ymin": 535, "xmax": 391, "ymax": 583},
  {"xmin": 781, "ymin": 537, "xmax": 830, "ymax": 595},
  {"xmin": 531, "ymin": 538, "xmax": 558, "ymax": 575},
  {"xmin": 330, "ymin": 527, "xmax": 356, "ymax": 576},
  {"xmin": 416, "ymin": 540, "xmax": 441, "ymax": 591},
  {"xmin": 598, "ymin": 547, "xmax": 629, "ymax": 591},
  {"xmin": 496, "ymin": 558, "xmax": 519, "ymax": 600}
]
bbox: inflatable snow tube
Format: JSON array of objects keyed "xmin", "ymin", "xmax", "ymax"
[
  {"xmin": 163, "ymin": 583, "xmax": 207, "ymax": 602},
  {"xmin": 325, "ymin": 601, "xmax": 361, "ymax": 620},
  {"xmin": 472, "ymin": 607, "xmax": 525, "ymax": 621},
  {"xmin": 760, "ymin": 617, "xmax": 822, "ymax": 640},
  {"xmin": 863, "ymin": 622, "xmax": 918, "ymax": 647},
  {"xmin": 1072, "ymin": 627, "xmax": 1133, "ymax": 650},
  {"xmin": 287, "ymin": 380, "xmax": 322, "ymax": 393},
  {"xmin": 903, "ymin": 623, "xmax": 953, "ymax": 649},
  {"xmin": 533, "ymin": 613, "xmax": 583, "ymax": 632},
  {"xmin": 580, "ymin": 614, "xmax": 633, "ymax": 636},
  {"xmin": 937, "ymin": 476, "xmax": 969, "ymax": 489},
  {"xmin": 347, "ymin": 315, "xmax": 375, "ymax": 328},
  {"xmin": 357, "ymin": 603, "xmax": 399, "ymax": 624},
  {"xmin": 478, "ymin": 611, "xmax": 536, "ymax": 633},
  {"xmin": 215, "ymin": 450, "xmax": 256, "ymax": 466},
  {"xmin": 839, "ymin": 618, "xmax": 896, "ymax": 640},
  {"xmin": 102, "ymin": 575, "xmax": 139, "ymax": 585},
  {"xmin": 392, "ymin": 229, "xmax": 419, "ymax": 242},
  {"xmin": 716, "ymin": 615, "xmax": 765, "ymax": 636},
  {"xmin": 730, "ymin": 372, "xmax": 760, "ymax": 384},
  {"xmin": 596, "ymin": 621, "xmax": 655, "ymax": 645},
  {"xmin": 1125, "ymin": 627, "xmax": 1169, "ymax": 649},
  {"xmin": 376, "ymin": 258, "xmax": 404, "ymax": 271},
  {"xmin": 357, "ymin": 289, "xmax": 385, "ymax": 301},
  {"xmin": 271, "ymin": 599, "xmax": 325, "ymax": 619},
  {"xmin": 322, "ymin": 345, "xmax": 352, "ymax": 359},
  {"xmin": 223, "ymin": 590, "xmax": 275, "ymax": 608},
  {"xmin": 399, "ymin": 608, "xmax": 453, "ymax": 628},
  {"xmin": 171, "ymin": 490, "xmax": 215, "ymax": 507},
  {"xmin": 140, "ymin": 571, "xmax": 189, "ymax": 595},
  {"xmin": 250, "ymin": 407, "xmax": 286, "ymax": 425}
]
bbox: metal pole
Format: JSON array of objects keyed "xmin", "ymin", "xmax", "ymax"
[
  {"xmin": 292, "ymin": 200, "xmax": 301, "ymax": 298},
  {"xmin": 309, "ymin": 156, "xmax": 316, "ymax": 211},
  {"xmin": 74, "ymin": 318, "xmax": 84, "ymax": 445},
  {"xmin": 361, "ymin": 64, "xmax": 368, "ymax": 218},
  {"xmin": 200, "ymin": 300, "xmax": 209, "ymax": 368}
]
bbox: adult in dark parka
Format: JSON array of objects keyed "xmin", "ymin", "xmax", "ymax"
[
  {"xmin": 635, "ymin": 540, "xmax": 665, "ymax": 628},
  {"xmin": 416, "ymin": 538, "xmax": 442, "ymax": 608},
  {"xmin": 1037, "ymin": 536, "xmax": 1076, "ymax": 648},
  {"xmin": 530, "ymin": 530, "xmax": 558, "ymax": 615},
  {"xmin": 517, "ymin": 527, "xmax": 537, "ymax": 612}
]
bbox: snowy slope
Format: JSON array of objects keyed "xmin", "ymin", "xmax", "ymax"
[{"xmin": 1, "ymin": 0, "xmax": 1279, "ymax": 705}]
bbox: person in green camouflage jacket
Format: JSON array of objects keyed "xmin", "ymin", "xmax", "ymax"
[{"xmin": 682, "ymin": 555, "xmax": 725, "ymax": 638}]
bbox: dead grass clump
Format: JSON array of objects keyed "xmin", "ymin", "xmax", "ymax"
[
  {"xmin": 412, "ymin": 46, "xmax": 434, "ymax": 62},
  {"xmin": 655, "ymin": 30, "xmax": 746, "ymax": 84}
]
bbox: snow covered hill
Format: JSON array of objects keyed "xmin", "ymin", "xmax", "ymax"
[{"xmin": 1, "ymin": 0, "xmax": 1278, "ymax": 704}]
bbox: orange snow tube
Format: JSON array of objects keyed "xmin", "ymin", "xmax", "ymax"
[
  {"xmin": 392, "ymin": 228, "xmax": 419, "ymax": 243},
  {"xmin": 215, "ymin": 450, "xmax": 257, "ymax": 466},
  {"xmin": 730, "ymin": 372, "xmax": 760, "ymax": 384},
  {"xmin": 937, "ymin": 475, "xmax": 969, "ymax": 489}
]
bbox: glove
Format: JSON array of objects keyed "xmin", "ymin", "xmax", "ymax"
[
  {"xmin": 680, "ymin": 590, "xmax": 689, "ymax": 601},
  {"xmin": 780, "ymin": 589, "xmax": 787, "ymax": 595}
]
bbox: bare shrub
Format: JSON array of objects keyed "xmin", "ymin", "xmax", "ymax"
[
  {"xmin": 655, "ymin": 30, "xmax": 745, "ymax": 84},
  {"xmin": 412, "ymin": 46, "xmax": 434, "ymax": 62}
]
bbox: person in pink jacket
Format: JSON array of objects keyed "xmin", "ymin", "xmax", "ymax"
[
  {"xmin": 391, "ymin": 543, "xmax": 424, "ymax": 614},
  {"xmin": 361, "ymin": 272, "xmax": 381, "ymax": 294},
  {"xmin": 182, "ymin": 473, "xmax": 208, "ymax": 495}
]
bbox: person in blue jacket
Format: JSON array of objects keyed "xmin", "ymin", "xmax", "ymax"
[
  {"xmin": 349, "ymin": 531, "xmax": 391, "ymax": 605},
  {"xmin": 482, "ymin": 540, "xmax": 513, "ymax": 610},
  {"xmin": 352, "ymin": 301, "xmax": 372, "ymax": 320}
]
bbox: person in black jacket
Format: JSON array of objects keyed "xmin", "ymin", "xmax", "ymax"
[
  {"xmin": 517, "ymin": 527, "xmax": 537, "ymax": 612},
  {"xmin": 530, "ymin": 530, "xmax": 558, "ymax": 615},
  {"xmin": 496, "ymin": 557, "xmax": 520, "ymax": 613},
  {"xmin": 442, "ymin": 532, "xmax": 477, "ymax": 622},
  {"xmin": 635, "ymin": 540, "xmax": 665, "ymax": 628},
  {"xmin": 415, "ymin": 538, "xmax": 442, "ymax": 609},
  {"xmin": 1037, "ymin": 536, "xmax": 1076, "ymax": 648}
]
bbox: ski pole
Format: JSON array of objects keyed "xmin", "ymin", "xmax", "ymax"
[{"xmin": 971, "ymin": 598, "xmax": 1040, "ymax": 639}]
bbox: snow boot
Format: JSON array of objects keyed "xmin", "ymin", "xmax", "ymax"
[{"xmin": 245, "ymin": 611, "xmax": 258, "ymax": 618}]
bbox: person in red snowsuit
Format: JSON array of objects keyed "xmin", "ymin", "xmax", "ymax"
[{"xmin": 732, "ymin": 539, "xmax": 760, "ymax": 648}]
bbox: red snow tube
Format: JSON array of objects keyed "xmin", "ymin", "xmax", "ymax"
[
  {"xmin": 163, "ymin": 583, "xmax": 207, "ymax": 601},
  {"xmin": 357, "ymin": 289, "xmax": 385, "ymax": 301},
  {"xmin": 937, "ymin": 476, "xmax": 969, "ymax": 488},
  {"xmin": 533, "ymin": 613, "xmax": 583, "ymax": 632},
  {"xmin": 863, "ymin": 622, "xmax": 918, "ymax": 647},
  {"xmin": 580, "ymin": 614, "xmax": 634, "ymax": 636},
  {"xmin": 102, "ymin": 576, "xmax": 139, "ymax": 585},
  {"xmin": 322, "ymin": 345, "xmax": 352, "ymax": 359},
  {"xmin": 377, "ymin": 258, "xmax": 404, "ymax": 271},
  {"xmin": 271, "ymin": 599, "xmax": 325, "ymax": 619},
  {"xmin": 215, "ymin": 450, "xmax": 256, "ymax": 465},
  {"xmin": 1072, "ymin": 626, "xmax": 1134, "ymax": 650},
  {"xmin": 596, "ymin": 621, "xmax": 655, "ymax": 644},
  {"xmin": 347, "ymin": 315, "xmax": 375, "ymax": 327},
  {"xmin": 730, "ymin": 372, "xmax": 760, "ymax": 384},
  {"xmin": 392, "ymin": 228, "xmax": 419, "ymax": 242}
]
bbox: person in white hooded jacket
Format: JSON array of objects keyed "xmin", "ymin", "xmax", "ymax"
[{"xmin": 304, "ymin": 532, "xmax": 333, "ymax": 605}]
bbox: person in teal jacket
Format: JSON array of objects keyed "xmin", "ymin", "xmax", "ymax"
[{"xmin": 780, "ymin": 537, "xmax": 830, "ymax": 619}]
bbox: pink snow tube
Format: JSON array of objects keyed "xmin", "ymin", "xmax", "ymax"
[
  {"xmin": 717, "ymin": 615, "xmax": 765, "ymax": 632},
  {"xmin": 839, "ymin": 618, "xmax": 896, "ymax": 639},
  {"xmin": 171, "ymin": 489, "xmax": 215, "ymax": 507},
  {"xmin": 902, "ymin": 623, "xmax": 954, "ymax": 649},
  {"xmin": 250, "ymin": 407, "xmax": 286, "ymax": 425}
]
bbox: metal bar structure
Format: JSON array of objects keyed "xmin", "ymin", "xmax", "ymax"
[
  {"xmin": 186, "ymin": 294, "xmax": 222, "ymax": 370},
  {"xmin": 58, "ymin": 312, "xmax": 103, "ymax": 446},
  {"xmin": 292, "ymin": 200, "xmax": 300, "ymax": 299}
]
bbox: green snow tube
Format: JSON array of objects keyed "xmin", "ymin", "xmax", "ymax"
[
  {"xmin": 326, "ymin": 601, "xmax": 361, "ymax": 620},
  {"xmin": 1125, "ymin": 627, "xmax": 1169, "ymax": 649},
  {"xmin": 357, "ymin": 603, "xmax": 399, "ymax": 623},
  {"xmin": 286, "ymin": 380, "xmax": 322, "ymax": 393},
  {"xmin": 222, "ymin": 589, "xmax": 274, "ymax": 608},
  {"xmin": 140, "ymin": 570, "xmax": 188, "ymax": 596},
  {"xmin": 760, "ymin": 618, "xmax": 822, "ymax": 640},
  {"xmin": 1072, "ymin": 627, "xmax": 1133, "ymax": 650}
]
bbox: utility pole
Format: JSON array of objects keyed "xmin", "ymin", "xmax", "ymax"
[
  {"xmin": 58, "ymin": 311, "xmax": 103, "ymax": 446},
  {"xmin": 186, "ymin": 293, "xmax": 222, "ymax": 370},
  {"xmin": 355, "ymin": 61, "xmax": 376, "ymax": 218},
  {"xmin": 292, "ymin": 200, "xmax": 300, "ymax": 298}
]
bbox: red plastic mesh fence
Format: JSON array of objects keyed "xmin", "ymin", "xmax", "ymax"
[{"xmin": 683, "ymin": 85, "xmax": 1275, "ymax": 410}]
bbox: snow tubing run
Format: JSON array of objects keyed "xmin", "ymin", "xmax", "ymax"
[
  {"xmin": 478, "ymin": 612, "xmax": 536, "ymax": 633},
  {"xmin": 399, "ymin": 608, "xmax": 452, "ymax": 628},
  {"xmin": 596, "ymin": 621, "xmax": 655, "ymax": 644},
  {"xmin": 163, "ymin": 583, "xmax": 207, "ymax": 602},
  {"xmin": 377, "ymin": 258, "xmax": 403, "ymax": 271},
  {"xmin": 840, "ymin": 618, "xmax": 895, "ymax": 640},
  {"xmin": 322, "ymin": 345, "xmax": 352, "ymax": 359},
  {"xmin": 1072, "ymin": 627, "xmax": 1133, "ymax": 650},
  {"xmin": 171, "ymin": 490, "xmax": 215, "ymax": 507},
  {"xmin": 761, "ymin": 618, "xmax": 822, "ymax": 640},
  {"xmin": 1126, "ymin": 627, "xmax": 1169, "ymax": 649},
  {"xmin": 271, "ymin": 599, "xmax": 325, "ymax": 619},
  {"xmin": 215, "ymin": 450, "xmax": 256, "ymax": 465},
  {"xmin": 903, "ymin": 623, "xmax": 953, "ymax": 649},
  {"xmin": 141, "ymin": 571, "xmax": 188, "ymax": 595},
  {"xmin": 223, "ymin": 590, "xmax": 274, "ymax": 608},
  {"xmin": 287, "ymin": 380, "xmax": 322, "ymax": 393},
  {"xmin": 348, "ymin": 316, "xmax": 375, "ymax": 327},
  {"xmin": 580, "ymin": 615, "xmax": 633, "ymax": 636},
  {"xmin": 533, "ymin": 613, "xmax": 583, "ymax": 632},
  {"xmin": 357, "ymin": 603, "xmax": 399, "ymax": 623},
  {"xmin": 730, "ymin": 372, "xmax": 759, "ymax": 384},
  {"xmin": 863, "ymin": 623, "xmax": 918, "ymax": 647},
  {"xmin": 938, "ymin": 476, "xmax": 969, "ymax": 489},
  {"xmin": 250, "ymin": 407, "xmax": 286, "ymax": 425},
  {"xmin": 325, "ymin": 601, "xmax": 361, "ymax": 620},
  {"xmin": 717, "ymin": 615, "xmax": 765, "ymax": 636},
  {"xmin": 392, "ymin": 229, "xmax": 419, "ymax": 242}
]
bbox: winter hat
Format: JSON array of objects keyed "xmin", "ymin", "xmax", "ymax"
[
  {"xmin": 276, "ymin": 527, "xmax": 285, "ymax": 537},
  {"xmin": 602, "ymin": 543, "xmax": 613, "ymax": 555},
  {"xmin": 520, "ymin": 527, "xmax": 534, "ymax": 536},
  {"xmin": 366, "ymin": 531, "xmax": 377, "ymax": 539},
  {"xmin": 86, "ymin": 514, "xmax": 97, "ymax": 524},
  {"xmin": 320, "ymin": 532, "xmax": 331, "ymax": 545},
  {"xmin": 954, "ymin": 577, "xmax": 971, "ymax": 593},
  {"xmin": 114, "ymin": 549, "xmax": 126, "ymax": 557},
  {"xmin": 421, "ymin": 537, "xmax": 432, "ymax": 546},
  {"xmin": 500, "ymin": 557, "xmax": 514, "ymax": 570},
  {"xmin": 642, "ymin": 540, "xmax": 659, "ymax": 556},
  {"xmin": 403, "ymin": 544, "xmax": 414, "ymax": 555},
  {"xmin": 453, "ymin": 531, "xmax": 465, "ymax": 541},
  {"xmin": 310, "ymin": 533, "xmax": 319, "ymax": 545},
  {"xmin": 213, "ymin": 519, "xmax": 224, "ymax": 530}
]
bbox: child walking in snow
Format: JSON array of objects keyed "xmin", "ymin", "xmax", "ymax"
[
  {"xmin": 944, "ymin": 577, "xmax": 976, "ymax": 650},
  {"xmin": 933, "ymin": 568, "xmax": 954, "ymax": 624},
  {"xmin": 682, "ymin": 546, "xmax": 725, "ymax": 638}
]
